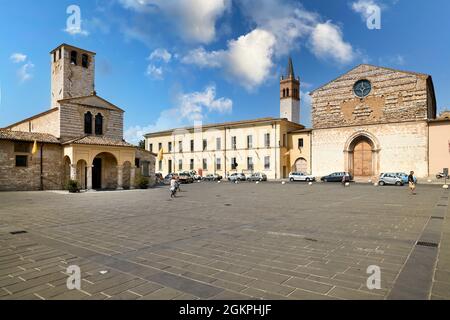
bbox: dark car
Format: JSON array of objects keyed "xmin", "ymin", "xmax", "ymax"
[{"xmin": 321, "ymin": 172, "xmax": 353, "ymax": 182}]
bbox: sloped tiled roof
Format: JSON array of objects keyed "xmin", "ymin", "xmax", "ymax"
[
  {"xmin": 62, "ymin": 135, "xmax": 135, "ymax": 147},
  {"xmin": 0, "ymin": 130, "xmax": 60, "ymax": 143},
  {"xmin": 145, "ymin": 117, "xmax": 304, "ymax": 137}
]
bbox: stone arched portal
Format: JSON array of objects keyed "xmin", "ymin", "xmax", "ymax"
[
  {"xmin": 293, "ymin": 158, "xmax": 308, "ymax": 173},
  {"xmin": 344, "ymin": 132, "xmax": 380, "ymax": 178},
  {"xmin": 92, "ymin": 152, "xmax": 118, "ymax": 190}
]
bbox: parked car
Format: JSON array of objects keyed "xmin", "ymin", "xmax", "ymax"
[
  {"xmin": 378, "ymin": 173, "xmax": 404, "ymax": 186},
  {"xmin": 289, "ymin": 172, "xmax": 316, "ymax": 182},
  {"xmin": 321, "ymin": 172, "xmax": 353, "ymax": 182},
  {"xmin": 203, "ymin": 174, "xmax": 223, "ymax": 181},
  {"xmin": 228, "ymin": 173, "xmax": 247, "ymax": 182},
  {"xmin": 178, "ymin": 172, "xmax": 194, "ymax": 184},
  {"xmin": 436, "ymin": 172, "xmax": 450, "ymax": 180},
  {"xmin": 395, "ymin": 172, "xmax": 417, "ymax": 184},
  {"xmin": 155, "ymin": 173, "xmax": 164, "ymax": 184},
  {"xmin": 164, "ymin": 173, "xmax": 179, "ymax": 184},
  {"xmin": 247, "ymin": 173, "xmax": 268, "ymax": 182}
]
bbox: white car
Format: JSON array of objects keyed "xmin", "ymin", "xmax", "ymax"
[{"xmin": 289, "ymin": 172, "xmax": 316, "ymax": 182}]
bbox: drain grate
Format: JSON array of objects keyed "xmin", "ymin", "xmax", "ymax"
[
  {"xmin": 431, "ymin": 216, "xmax": 444, "ymax": 220},
  {"xmin": 224, "ymin": 204, "xmax": 232, "ymax": 207},
  {"xmin": 437, "ymin": 204, "xmax": 448, "ymax": 207},
  {"xmin": 304, "ymin": 237, "xmax": 318, "ymax": 242},
  {"xmin": 416, "ymin": 241, "xmax": 438, "ymax": 248},
  {"xmin": 10, "ymin": 231, "xmax": 27, "ymax": 235}
]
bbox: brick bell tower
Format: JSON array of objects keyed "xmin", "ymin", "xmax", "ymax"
[
  {"xmin": 50, "ymin": 44, "xmax": 96, "ymax": 107},
  {"xmin": 280, "ymin": 57, "xmax": 300, "ymax": 123}
]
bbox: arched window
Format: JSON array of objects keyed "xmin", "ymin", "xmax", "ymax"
[
  {"xmin": 286, "ymin": 88, "xmax": 290, "ymax": 97},
  {"xmin": 70, "ymin": 50, "xmax": 78, "ymax": 65},
  {"xmin": 82, "ymin": 54, "xmax": 89, "ymax": 68},
  {"xmin": 84, "ymin": 112, "xmax": 92, "ymax": 134},
  {"xmin": 282, "ymin": 89, "xmax": 286, "ymax": 97},
  {"xmin": 58, "ymin": 48, "xmax": 62, "ymax": 60},
  {"xmin": 95, "ymin": 113, "xmax": 103, "ymax": 135}
]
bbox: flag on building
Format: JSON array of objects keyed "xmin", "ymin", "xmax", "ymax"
[
  {"xmin": 32, "ymin": 140, "xmax": 38, "ymax": 155},
  {"xmin": 157, "ymin": 148, "xmax": 164, "ymax": 161}
]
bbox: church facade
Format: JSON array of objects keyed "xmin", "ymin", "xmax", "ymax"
[
  {"xmin": 311, "ymin": 64, "xmax": 449, "ymax": 179},
  {"xmin": 0, "ymin": 44, "xmax": 155, "ymax": 191}
]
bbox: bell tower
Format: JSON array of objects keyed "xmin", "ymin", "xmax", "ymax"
[
  {"xmin": 280, "ymin": 57, "xmax": 300, "ymax": 123},
  {"xmin": 50, "ymin": 44, "xmax": 96, "ymax": 107}
]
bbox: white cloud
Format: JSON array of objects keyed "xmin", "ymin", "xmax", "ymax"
[
  {"xmin": 17, "ymin": 62, "xmax": 34, "ymax": 83},
  {"xmin": 181, "ymin": 47, "xmax": 223, "ymax": 68},
  {"xmin": 181, "ymin": 0, "xmax": 356, "ymax": 89},
  {"xmin": 149, "ymin": 48, "xmax": 172, "ymax": 63},
  {"xmin": 10, "ymin": 53, "xmax": 27, "ymax": 63},
  {"xmin": 118, "ymin": 0, "xmax": 230, "ymax": 43},
  {"xmin": 224, "ymin": 29, "xmax": 276, "ymax": 90},
  {"xmin": 238, "ymin": 0, "xmax": 316, "ymax": 57},
  {"xmin": 182, "ymin": 29, "xmax": 276, "ymax": 90},
  {"xmin": 309, "ymin": 21, "xmax": 355, "ymax": 64},
  {"xmin": 352, "ymin": 0, "xmax": 382, "ymax": 20},
  {"xmin": 64, "ymin": 25, "xmax": 89, "ymax": 36},
  {"xmin": 146, "ymin": 64, "xmax": 164, "ymax": 80},
  {"xmin": 178, "ymin": 85, "xmax": 232, "ymax": 119},
  {"xmin": 124, "ymin": 85, "xmax": 232, "ymax": 143}
]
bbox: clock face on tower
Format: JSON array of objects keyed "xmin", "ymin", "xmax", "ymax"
[{"xmin": 353, "ymin": 79, "xmax": 372, "ymax": 98}]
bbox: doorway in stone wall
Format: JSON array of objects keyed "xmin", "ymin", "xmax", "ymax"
[{"xmin": 92, "ymin": 158, "xmax": 102, "ymax": 189}]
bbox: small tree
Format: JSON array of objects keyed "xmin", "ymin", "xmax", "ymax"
[
  {"xmin": 138, "ymin": 140, "xmax": 145, "ymax": 149},
  {"xmin": 66, "ymin": 179, "xmax": 81, "ymax": 193}
]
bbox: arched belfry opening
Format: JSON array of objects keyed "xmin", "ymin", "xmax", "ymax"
[{"xmin": 344, "ymin": 132, "xmax": 380, "ymax": 178}]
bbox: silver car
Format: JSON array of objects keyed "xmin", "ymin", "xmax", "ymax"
[
  {"xmin": 289, "ymin": 172, "xmax": 315, "ymax": 182},
  {"xmin": 247, "ymin": 173, "xmax": 267, "ymax": 182},
  {"xmin": 378, "ymin": 173, "xmax": 404, "ymax": 186},
  {"xmin": 228, "ymin": 173, "xmax": 246, "ymax": 182}
]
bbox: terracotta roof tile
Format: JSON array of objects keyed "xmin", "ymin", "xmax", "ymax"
[
  {"xmin": 0, "ymin": 130, "xmax": 60, "ymax": 143},
  {"xmin": 62, "ymin": 135, "xmax": 135, "ymax": 147}
]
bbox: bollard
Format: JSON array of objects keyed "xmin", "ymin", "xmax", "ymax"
[
  {"xmin": 444, "ymin": 185, "xmax": 449, "ymax": 189},
  {"xmin": 309, "ymin": 182, "xmax": 313, "ymax": 186}
]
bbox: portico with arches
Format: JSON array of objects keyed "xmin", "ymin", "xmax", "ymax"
[{"xmin": 63, "ymin": 142, "xmax": 137, "ymax": 190}]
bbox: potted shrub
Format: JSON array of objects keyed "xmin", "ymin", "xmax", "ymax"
[
  {"xmin": 136, "ymin": 175, "xmax": 149, "ymax": 189},
  {"xmin": 66, "ymin": 179, "xmax": 81, "ymax": 193}
]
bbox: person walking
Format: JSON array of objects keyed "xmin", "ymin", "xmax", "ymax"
[
  {"xmin": 408, "ymin": 171, "xmax": 416, "ymax": 195},
  {"xmin": 170, "ymin": 176, "xmax": 177, "ymax": 198}
]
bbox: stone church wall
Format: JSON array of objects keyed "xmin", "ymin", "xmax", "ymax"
[
  {"xmin": 0, "ymin": 141, "xmax": 63, "ymax": 191},
  {"xmin": 59, "ymin": 103, "xmax": 124, "ymax": 140},
  {"xmin": 312, "ymin": 121, "xmax": 429, "ymax": 178},
  {"xmin": 311, "ymin": 65, "xmax": 433, "ymax": 129}
]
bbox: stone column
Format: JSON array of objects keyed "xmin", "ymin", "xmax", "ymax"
[
  {"xmin": 86, "ymin": 165, "xmax": 93, "ymax": 190},
  {"xmin": 70, "ymin": 164, "xmax": 77, "ymax": 181},
  {"xmin": 117, "ymin": 165, "xmax": 124, "ymax": 190},
  {"xmin": 130, "ymin": 166, "xmax": 136, "ymax": 190}
]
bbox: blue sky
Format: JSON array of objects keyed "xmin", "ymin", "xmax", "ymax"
[{"xmin": 1, "ymin": 0, "xmax": 449, "ymax": 143}]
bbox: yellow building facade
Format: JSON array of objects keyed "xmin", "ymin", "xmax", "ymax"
[{"xmin": 145, "ymin": 59, "xmax": 312, "ymax": 179}]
